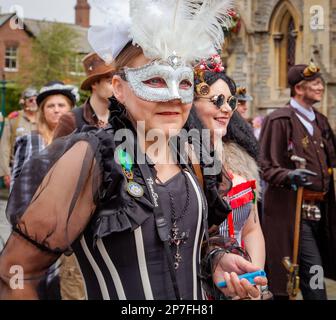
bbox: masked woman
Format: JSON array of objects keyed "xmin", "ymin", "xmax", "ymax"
[
  {"xmin": 0, "ymin": 0, "xmax": 266, "ymax": 300},
  {"xmin": 190, "ymin": 57, "xmax": 266, "ymax": 298}
]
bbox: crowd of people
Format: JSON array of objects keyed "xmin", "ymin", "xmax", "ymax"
[{"xmin": 0, "ymin": 0, "xmax": 335, "ymax": 301}]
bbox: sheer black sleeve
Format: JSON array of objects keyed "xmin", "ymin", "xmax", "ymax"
[{"xmin": 0, "ymin": 138, "xmax": 102, "ymax": 299}]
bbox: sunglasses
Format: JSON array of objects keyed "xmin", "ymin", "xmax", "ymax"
[
  {"xmin": 26, "ymin": 97, "xmax": 36, "ymax": 103},
  {"xmin": 197, "ymin": 94, "xmax": 238, "ymax": 112}
]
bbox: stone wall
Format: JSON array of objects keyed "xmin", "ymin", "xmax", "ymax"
[{"xmin": 226, "ymin": 0, "xmax": 336, "ymax": 129}]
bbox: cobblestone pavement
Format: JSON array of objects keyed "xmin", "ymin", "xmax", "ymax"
[
  {"xmin": 0, "ymin": 197, "xmax": 335, "ymax": 299},
  {"xmin": 325, "ymin": 279, "xmax": 336, "ymax": 300}
]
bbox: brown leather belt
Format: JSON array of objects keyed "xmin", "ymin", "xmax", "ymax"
[{"xmin": 302, "ymin": 189, "xmax": 326, "ymax": 202}]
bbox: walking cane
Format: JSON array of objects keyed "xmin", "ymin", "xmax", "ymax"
[{"xmin": 282, "ymin": 155, "xmax": 306, "ymax": 300}]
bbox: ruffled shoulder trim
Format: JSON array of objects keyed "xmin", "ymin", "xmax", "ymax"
[
  {"xmin": 227, "ymin": 180, "xmax": 256, "ymax": 209},
  {"xmin": 89, "ymin": 117, "xmax": 154, "ymax": 240}
]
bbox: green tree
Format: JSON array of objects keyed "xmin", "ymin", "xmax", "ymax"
[{"xmin": 19, "ymin": 23, "xmax": 81, "ymax": 88}]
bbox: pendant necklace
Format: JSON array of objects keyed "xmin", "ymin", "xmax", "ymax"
[
  {"xmin": 157, "ymin": 170, "xmax": 190, "ymax": 269},
  {"xmin": 96, "ymin": 110, "xmax": 111, "ymax": 128}
]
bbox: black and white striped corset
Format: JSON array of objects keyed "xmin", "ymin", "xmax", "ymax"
[
  {"xmin": 219, "ymin": 202, "xmax": 252, "ymax": 245},
  {"xmin": 71, "ymin": 171, "xmax": 205, "ymax": 300}
]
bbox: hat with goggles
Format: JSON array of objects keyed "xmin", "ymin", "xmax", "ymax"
[
  {"xmin": 22, "ymin": 87, "xmax": 38, "ymax": 99},
  {"xmin": 235, "ymin": 87, "xmax": 253, "ymax": 102},
  {"xmin": 194, "ymin": 54, "xmax": 238, "ymax": 112},
  {"xmin": 288, "ymin": 61, "xmax": 322, "ymax": 87}
]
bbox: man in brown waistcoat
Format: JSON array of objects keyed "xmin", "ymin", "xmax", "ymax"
[
  {"xmin": 53, "ymin": 52, "xmax": 115, "ymax": 139},
  {"xmin": 259, "ymin": 62, "xmax": 336, "ymax": 300}
]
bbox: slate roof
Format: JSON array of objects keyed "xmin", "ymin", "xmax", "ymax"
[{"xmin": 0, "ymin": 13, "xmax": 91, "ymax": 53}]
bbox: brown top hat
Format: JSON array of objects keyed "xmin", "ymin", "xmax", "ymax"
[
  {"xmin": 288, "ymin": 61, "xmax": 322, "ymax": 87},
  {"xmin": 81, "ymin": 52, "xmax": 116, "ymax": 91}
]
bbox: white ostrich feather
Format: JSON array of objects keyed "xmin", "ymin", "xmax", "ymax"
[
  {"xmin": 92, "ymin": 0, "xmax": 130, "ymax": 25},
  {"xmin": 88, "ymin": 0, "xmax": 132, "ymax": 63},
  {"xmin": 130, "ymin": 0, "xmax": 234, "ymax": 63},
  {"xmin": 89, "ymin": 0, "xmax": 234, "ymax": 64}
]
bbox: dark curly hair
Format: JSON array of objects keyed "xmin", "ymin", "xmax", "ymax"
[{"xmin": 225, "ymin": 111, "xmax": 259, "ymax": 161}]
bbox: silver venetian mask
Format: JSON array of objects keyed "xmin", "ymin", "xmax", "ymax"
[{"xmin": 122, "ymin": 54, "xmax": 194, "ymax": 104}]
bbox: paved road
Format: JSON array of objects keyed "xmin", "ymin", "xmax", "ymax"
[
  {"xmin": 325, "ymin": 279, "xmax": 336, "ymax": 300},
  {"xmin": 297, "ymin": 278, "xmax": 336, "ymax": 300}
]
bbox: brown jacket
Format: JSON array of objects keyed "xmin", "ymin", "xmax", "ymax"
[
  {"xmin": 259, "ymin": 105, "xmax": 336, "ymax": 296},
  {"xmin": 53, "ymin": 99, "xmax": 101, "ymax": 139}
]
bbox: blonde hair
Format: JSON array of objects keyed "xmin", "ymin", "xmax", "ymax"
[{"xmin": 37, "ymin": 95, "xmax": 73, "ymax": 145}]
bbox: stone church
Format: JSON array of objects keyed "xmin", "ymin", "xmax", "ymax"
[{"xmin": 224, "ymin": 0, "xmax": 336, "ymax": 130}]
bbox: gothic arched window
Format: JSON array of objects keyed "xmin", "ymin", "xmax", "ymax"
[
  {"xmin": 270, "ymin": 1, "xmax": 300, "ymax": 92},
  {"xmin": 277, "ymin": 12, "xmax": 297, "ymax": 88},
  {"xmin": 287, "ymin": 17, "xmax": 296, "ymax": 75}
]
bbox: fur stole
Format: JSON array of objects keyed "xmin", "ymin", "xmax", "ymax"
[{"xmin": 222, "ymin": 141, "xmax": 261, "ymax": 199}]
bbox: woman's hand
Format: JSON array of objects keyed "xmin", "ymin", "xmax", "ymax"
[{"xmin": 212, "ymin": 253, "xmax": 268, "ymax": 299}]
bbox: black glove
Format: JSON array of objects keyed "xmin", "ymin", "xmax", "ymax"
[{"xmin": 287, "ymin": 168, "xmax": 317, "ymax": 187}]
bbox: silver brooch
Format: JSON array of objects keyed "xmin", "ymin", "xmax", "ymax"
[
  {"xmin": 167, "ymin": 51, "xmax": 183, "ymax": 69},
  {"xmin": 127, "ymin": 181, "xmax": 144, "ymax": 198}
]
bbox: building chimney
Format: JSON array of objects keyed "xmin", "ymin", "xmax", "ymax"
[{"xmin": 75, "ymin": 0, "xmax": 90, "ymax": 28}]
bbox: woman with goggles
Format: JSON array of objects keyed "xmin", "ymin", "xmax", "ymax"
[{"xmin": 191, "ymin": 57, "xmax": 267, "ymax": 300}]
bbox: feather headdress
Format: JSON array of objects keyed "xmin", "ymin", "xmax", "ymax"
[{"xmin": 89, "ymin": 0, "xmax": 234, "ymax": 64}]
